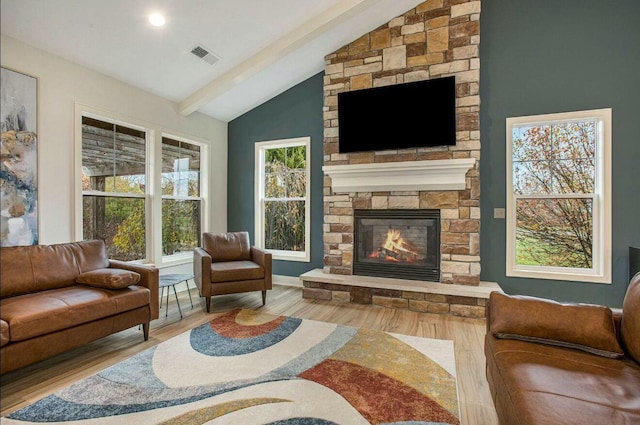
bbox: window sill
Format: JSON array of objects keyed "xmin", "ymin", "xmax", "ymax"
[
  {"xmin": 507, "ymin": 267, "xmax": 611, "ymax": 284},
  {"xmin": 159, "ymin": 252, "xmax": 194, "ymax": 268},
  {"xmin": 270, "ymin": 250, "xmax": 310, "ymax": 262}
]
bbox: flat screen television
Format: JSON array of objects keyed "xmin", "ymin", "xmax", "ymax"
[{"xmin": 337, "ymin": 76, "xmax": 456, "ymax": 153}]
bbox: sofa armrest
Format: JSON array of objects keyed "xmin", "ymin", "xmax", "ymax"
[
  {"xmin": 109, "ymin": 260, "xmax": 159, "ymax": 320},
  {"xmin": 194, "ymin": 247, "xmax": 212, "ymax": 297},
  {"xmin": 251, "ymin": 247, "xmax": 272, "ymax": 289},
  {"xmin": 1, "ymin": 320, "xmax": 8, "ymax": 348},
  {"xmin": 486, "ymin": 294, "xmax": 493, "ymax": 334}
]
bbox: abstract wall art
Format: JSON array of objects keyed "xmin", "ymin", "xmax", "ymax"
[{"xmin": 1, "ymin": 67, "xmax": 38, "ymax": 246}]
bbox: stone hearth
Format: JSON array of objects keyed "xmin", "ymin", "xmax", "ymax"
[{"xmin": 301, "ymin": 269, "xmax": 500, "ymax": 318}]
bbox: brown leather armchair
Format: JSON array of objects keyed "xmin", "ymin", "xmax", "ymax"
[{"xmin": 193, "ymin": 231, "xmax": 272, "ymax": 312}]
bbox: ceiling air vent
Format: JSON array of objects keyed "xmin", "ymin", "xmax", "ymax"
[{"xmin": 190, "ymin": 44, "xmax": 220, "ymax": 65}]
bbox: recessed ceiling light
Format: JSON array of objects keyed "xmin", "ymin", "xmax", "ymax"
[{"xmin": 149, "ymin": 12, "xmax": 166, "ymax": 27}]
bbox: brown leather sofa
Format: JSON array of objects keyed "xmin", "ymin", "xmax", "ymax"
[
  {"xmin": 0, "ymin": 240, "xmax": 159, "ymax": 374},
  {"xmin": 485, "ymin": 273, "xmax": 640, "ymax": 425},
  {"xmin": 194, "ymin": 231, "xmax": 272, "ymax": 312}
]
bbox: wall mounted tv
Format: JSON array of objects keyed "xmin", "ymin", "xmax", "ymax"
[{"xmin": 338, "ymin": 76, "xmax": 456, "ymax": 153}]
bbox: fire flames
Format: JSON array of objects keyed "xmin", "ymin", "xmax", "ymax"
[{"xmin": 368, "ymin": 229, "xmax": 423, "ymax": 262}]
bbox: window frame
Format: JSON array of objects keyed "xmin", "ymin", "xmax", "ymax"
[
  {"xmin": 254, "ymin": 137, "xmax": 311, "ymax": 262},
  {"xmin": 505, "ymin": 108, "xmax": 612, "ymax": 283},
  {"xmin": 160, "ymin": 134, "xmax": 205, "ymax": 262},
  {"xmin": 74, "ymin": 104, "xmax": 210, "ymax": 266},
  {"xmin": 79, "ymin": 112, "xmax": 150, "ymax": 262}
]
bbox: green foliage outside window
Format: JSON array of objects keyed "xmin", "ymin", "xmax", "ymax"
[
  {"xmin": 263, "ymin": 145, "xmax": 306, "ymax": 252},
  {"xmin": 83, "ymin": 194, "xmax": 145, "ymax": 261},
  {"xmin": 162, "ymin": 199, "xmax": 200, "ymax": 256},
  {"xmin": 82, "ymin": 118, "xmax": 202, "ymax": 261}
]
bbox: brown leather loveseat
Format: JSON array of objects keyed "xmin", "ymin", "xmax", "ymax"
[
  {"xmin": 0, "ymin": 240, "xmax": 159, "ymax": 374},
  {"xmin": 485, "ymin": 273, "xmax": 640, "ymax": 424}
]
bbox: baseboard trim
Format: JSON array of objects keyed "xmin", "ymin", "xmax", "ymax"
[{"xmin": 273, "ymin": 274, "xmax": 303, "ymax": 287}]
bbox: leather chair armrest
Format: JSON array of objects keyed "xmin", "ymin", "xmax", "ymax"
[
  {"xmin": 194, "ymin": 247, "xmax": 212, "ymax": 297},
  {"xmin": 486, "ymin": 294, "xmax": 493, "ymax": 333},
  {"xmin": 250, "ymin": 246, "xmax": 268, "ymax": 266},
  {"xmin": 109, "ymin": 260, "xmax": 159, "ymax": 320},
  {"xmin": 251, "ymin": 246, "xmax": 272, "ymax": 289}
]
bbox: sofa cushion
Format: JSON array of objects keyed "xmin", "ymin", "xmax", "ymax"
[
  {"xmin": 622, "ymin": 273, "xmax": 640, "ymax": 364},
  {"xmin": 203, "ymin": 231, "xmax": 251, "ymax": 262},
  {"xmin": 486, "ymin": 334, "xmax": 640, "ymax": 425},
  {"xmin": 31, "ymin": 244, "xmax": 82, "ymax": 292},
  {"xmin": 210, "ymin": 261, "xmax": 264, "ymax": 283},
  {"xmin": 77, "ymin": 268, "xmax": 141, "ymax": 289},
  {"xmin": 0, "ymin": 241, "xmax": 110, "ymax": 298},
  {"xmin": 490, "ymin": 292, "xmax": 624, "ymax": 358},
  {"xmin": 0, "ymin": 246, "xmax": 37, "ymax": 298},
  {"xmin": 70, "ymin": 240, "xmax": 110, "ymax": 273},
  {"xmin": 0, "ymin": 285, "xmax": 150, "ymax": 342}
]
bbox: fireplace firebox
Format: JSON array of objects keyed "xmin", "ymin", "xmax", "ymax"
[{"xmin": 353, "ymin": 209, "xmax": 440, "ymax": 282}]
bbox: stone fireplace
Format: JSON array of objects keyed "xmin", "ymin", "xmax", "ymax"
[
  {"xmin": 300, "ymin": 0, "xmax": 499, "ymax": 318},
  {"xmin": 353, "ymin": 209, "xmax": 440, "ymax": 281},
  {"xmin": 321, "ymin": 158, "xmax": 479, "ymax": 285}
]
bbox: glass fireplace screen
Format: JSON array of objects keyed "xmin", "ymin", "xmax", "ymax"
[{"xmin": 353, "ymin": 209, "xmax": 440, "ymax": 281}]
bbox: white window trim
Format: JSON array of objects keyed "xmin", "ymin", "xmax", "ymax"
[
  {"xmin": 255, "ymin": 137, "xmax": 311, "ymax": 262},
  {"xmin": 74, "ymin": 103, "xmax": 210, "ymax": 266},
  {"xmin": 505, "ymin": 108, "xmax": 612, "ymax": 283}
]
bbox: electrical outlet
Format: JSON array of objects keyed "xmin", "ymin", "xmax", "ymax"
[{"xmin": 494, "ymin": 208, "xmax": 506, "ymax": 219}]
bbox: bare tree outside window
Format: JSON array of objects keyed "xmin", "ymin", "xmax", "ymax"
[
  {"xmin": 512, "ymin": 120, "xmax": 596, "ymax": 269},
  {"xmin": 507, "ymin": 109, "xmax": 611, "ymax": 283}
]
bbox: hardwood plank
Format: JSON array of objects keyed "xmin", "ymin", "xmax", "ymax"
[{"xmin": 0, "ymin": 284, "xmax": 498, "ymax": 424}]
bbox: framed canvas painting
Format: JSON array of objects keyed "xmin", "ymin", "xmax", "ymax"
[{"xmin": 1, "ymin": 67, "xmax": 38, "ymax": 246}]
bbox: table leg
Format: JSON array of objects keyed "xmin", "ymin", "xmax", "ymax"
[
  {"xmin": 185, "ymin": 279, "xmax": 194, "ymax": 308},
  {"xmin": 172, "ymin": 284, "xmax": 183, "ymax": 318},
  {"xmin": 165, "ymin": 286, "xmax": 170, "ymax": 317}
]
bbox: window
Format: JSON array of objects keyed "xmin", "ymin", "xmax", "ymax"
[
  {"xmin": 255, "ymin": 137, "xmax": 310, "ymax": 261},
  {"xmin": 506, "ymin": 109, "xmax": 611, "ymax": 283},
  {"xmin": 78, "ymin": 108, "xmax": 210, "ymax": 265},
  {"xmin": 161, "ymin": 137, "xmax": 202, "ymax": 257},
  {"xmin": 81, "ymin": 116, "xmax": 147, "ymax": 261}
]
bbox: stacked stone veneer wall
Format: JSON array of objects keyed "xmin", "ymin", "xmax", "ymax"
[{"xmin": 323, "ymin": 0, "xmax": 481, "ymax": 286}]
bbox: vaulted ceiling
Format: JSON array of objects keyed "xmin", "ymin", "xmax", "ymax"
[{"xmin": 1, "ymin": 0, "xmax": 424, "ymax": 122}]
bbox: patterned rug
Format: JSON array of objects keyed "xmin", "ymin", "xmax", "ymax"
[{"xmin": 4, "ymin": 309, "xmax": 460, "ymax": 424}]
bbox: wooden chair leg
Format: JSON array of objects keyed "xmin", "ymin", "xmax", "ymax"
[
  {"xmin": 262, "ymin": 290, "xmax": 267, "ymax": 305},
  {"xmin": 142, "ymin": 322, "xmax": 150, "ymax": 341},
  {"xmin": 205, "ymin": 297, "xmax": 211, "ymax": 313}
]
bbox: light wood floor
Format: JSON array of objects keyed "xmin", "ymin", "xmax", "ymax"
[{"xmin": 0, "ymin": 284, "xmax": 499, "ymax": 424}]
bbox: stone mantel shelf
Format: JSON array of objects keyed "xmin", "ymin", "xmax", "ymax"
[{"xmin": 323, "ymin": 158, "xmax": 476, "ymax": 193}]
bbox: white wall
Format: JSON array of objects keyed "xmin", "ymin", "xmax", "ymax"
[{"xmin": 1, "ymin": 35, "xmax": 228, "ymax": 249}]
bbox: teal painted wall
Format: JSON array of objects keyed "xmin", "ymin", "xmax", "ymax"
[
  {"xmin": 228, "ymin": 2, "xmax": 640, "ymax": 306},
  {"xmin": 479, "ymin": 0, "xmax": 640, "ymax": 306},
  {"xmin": 227, "ymin": 72, "xmax": 325, "ymax": 276}
]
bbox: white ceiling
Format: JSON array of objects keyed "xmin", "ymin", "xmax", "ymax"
[{"xmin": 1, "ymin": 0, "xmax": 424, "ymax": 122}]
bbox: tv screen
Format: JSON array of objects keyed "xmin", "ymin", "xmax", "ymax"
[{"xmin": 337, "ymin": 76, "xmax": 456, "ymax": 153}]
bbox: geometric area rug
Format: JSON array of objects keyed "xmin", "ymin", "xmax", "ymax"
[{"xmin": 3, "ymin": 308, "xmax": 460, "ymax": 424}]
